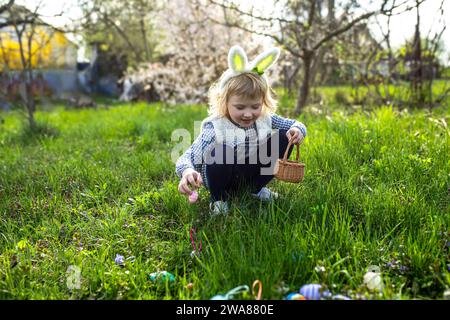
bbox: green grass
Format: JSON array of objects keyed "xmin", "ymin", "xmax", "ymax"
[
  {"xmin": 276, "ymin": 80, "xmax": 450, "ymax": 116},
  {"xmin": 0, "ymin": 98, "xmax": 449, "ymax": 300}
]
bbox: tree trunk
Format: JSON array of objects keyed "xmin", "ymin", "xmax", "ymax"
[
  {"xmin": 310, "ymin": 46, "xmax": 325, "ymax": 87},
  {"xmin": 294, "ymin": 52, "xmax": 313, "ymax": 115},
  {"xmin": 25, "ymin": 69, "xmax": 36, "ymax": 130},
  {"xmin": 284, "ymin": 63, "xmax": 300, "ymax": 97},
  {"xmin": 411, "ymin": 0, "xmax": 424, "ymax": 107},
  {"xmin": 26, "ymin": 89, "xmax": 36, "ymax": 130},
  {"xmin": 14, "ymin": 22, "xmax": 37, "ymax": 131},
  {"xmin": 140, "ymin": 16, "xmax": 150, "ymax": 61},
  {"xmin": 18, "ymin": 72, "xmax": 36, "ymax": 130}
]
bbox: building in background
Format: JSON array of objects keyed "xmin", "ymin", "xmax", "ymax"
[{"xmin": 0, "ymin": 4, "xmax": 79, "ymax": 101}]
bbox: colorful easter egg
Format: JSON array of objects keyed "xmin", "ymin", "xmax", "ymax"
[
  {"xmin": 189, "ymin": 191, "xmax": 198, "ymax": 204},
  {"xmin": 299, "ymin": 284, "xmax": 330, "ymax": 300},
  {"xmin": 286, "ymin": 292, "xmax": 306, "ymax": 300},
  {"xmin": 149, "ymin": 271, "xmax": 175, "ymax": 283}
]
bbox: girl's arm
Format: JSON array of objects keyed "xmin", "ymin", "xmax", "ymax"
[{"xmin": 271, "ymin": 113, "xmax": 307, "ymax": 138}]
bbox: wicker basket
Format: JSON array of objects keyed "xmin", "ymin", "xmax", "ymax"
[{"xmin": 274, "ymin": 140, "xmax": 305, "ymax": 183}]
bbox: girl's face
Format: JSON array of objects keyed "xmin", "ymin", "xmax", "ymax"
[{"xmin": 226, "ymin": 95, "xmax": 263, "ymax": 127}]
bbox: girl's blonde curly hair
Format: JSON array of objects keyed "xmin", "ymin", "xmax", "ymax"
[{"xmin": 207, "ymin": 72, "xmax": 278, "ymax": 118}]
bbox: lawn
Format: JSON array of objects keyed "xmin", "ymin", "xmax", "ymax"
[{"xmin": 0, "ymin": 96, "xmax": 448, "ymax": 299}]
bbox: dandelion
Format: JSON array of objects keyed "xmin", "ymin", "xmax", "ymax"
[{"xmin": 314, "ymin": 265, "xmax": 326, "ymax": 273}]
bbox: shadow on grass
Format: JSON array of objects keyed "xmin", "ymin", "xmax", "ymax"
[{"xmin": 8, "ymin": 120, "xmax": 60, "ymax": 146}]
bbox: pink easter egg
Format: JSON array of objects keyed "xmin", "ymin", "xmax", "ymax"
[{"xmin": 189, "ymin": 191, "xmax": 198, "ymax": 204}]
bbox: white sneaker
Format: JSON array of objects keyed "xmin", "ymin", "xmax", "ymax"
[
  {"xmin": 209, "ymin": 200, "xmax": 229, "ymax": 216},
  {"xmin": 252, "ymin": 187, "xmax": 279, "ymax": 202}
]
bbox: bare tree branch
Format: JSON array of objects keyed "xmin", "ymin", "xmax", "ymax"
[
  {"xmin": 380, "ymin": 0, "xmax": 428, "ymax": 16},
  {"xmin": 205, "ymin": 0, "xmax": 389, "ymax": 114},
  {"xmin": 207, "ymin": 0, "xmax": 294, "ymax": 24},
  {"xmin": 312, "ymin": 12, "xmax": 375, "ymax": 51},
  {"xmin": 0, "ymin": 0, "xmax": 14, "ymax": 15}
]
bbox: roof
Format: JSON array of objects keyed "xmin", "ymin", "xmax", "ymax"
[{"xmin": 0, "ymin": 3, "xmax": 77, "ymax": 48}]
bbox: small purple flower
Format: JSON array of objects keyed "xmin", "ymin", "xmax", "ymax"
[
  {"xmin": 386, "ymin": 259, "xmax": 397, "ymax": 268},
  {"xmin": 115, "ymin": 254, "xmax": 125, "ymax": 266},
  {"xmin": 446, "ymin": 241, "xmax": 450, "ymax": 248},
  {"xmin": 399, "ymin": 265, "xmax": 408, "ymax": 272}
]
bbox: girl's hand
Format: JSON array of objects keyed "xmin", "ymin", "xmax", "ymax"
[
  {"xmin": 178, "ymin": 168, "xmax": 203, "ymax": 195},
  {"xmin": 286, "ymin": 127, "xmax": 304, "ymax": 145}
]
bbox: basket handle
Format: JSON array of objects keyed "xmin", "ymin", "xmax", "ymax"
[{"xmin": 281, "ymin": 140, "xmax": 300, "ymax": 163}]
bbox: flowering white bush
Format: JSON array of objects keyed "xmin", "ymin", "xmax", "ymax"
[{"xmin": 120, "ymin": 0, "xmax": 262, "ymax": 105}]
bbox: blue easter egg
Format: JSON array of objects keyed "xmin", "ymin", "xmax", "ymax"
[{"xmin": 299, "ymin": 284, "xmax": 323, "ymax": 300}]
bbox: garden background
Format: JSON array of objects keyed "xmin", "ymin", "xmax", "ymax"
[{"xmin": 0, "ymin": 0, "xmax": 449, "ymax": 300}]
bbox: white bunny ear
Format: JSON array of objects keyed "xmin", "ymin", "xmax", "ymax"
[
  {"xmin": 249, "ymin": 47, "xmax": 280, "ymax": 75},
  {"xmin": 219, "ymin": 69, "xmax": 235, "ymax": 89},
  {"xmin": 228, "ymin": 45, "xmax": 248, "ymax": 72}
]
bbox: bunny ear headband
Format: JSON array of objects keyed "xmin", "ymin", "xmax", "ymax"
[{"xmin": 219, "ymin": 45, "xmax": 281, "ymax": 90}]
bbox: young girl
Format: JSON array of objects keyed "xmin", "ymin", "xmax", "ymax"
[{"xmin": 176, "ymin": 45, "xmax": 307, "ymax": 215}]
